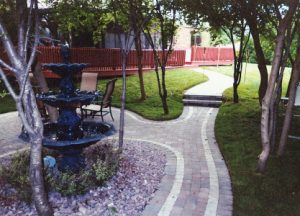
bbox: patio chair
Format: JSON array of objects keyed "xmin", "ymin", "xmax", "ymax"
[
  {"xmin": 79, "ymin": 72, "xmax": 98, "ymax": 117},
  {"xmin": 81, "ymin": 78, "xmax": 117, "ymax": 121},
  {"xmin": 80, "ymin": 72, "xmax": 98, "ymax": 92}
]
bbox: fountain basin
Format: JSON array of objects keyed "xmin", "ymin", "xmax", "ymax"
[
  {"xmin": 43, "ymin": 121, "xmax": 114, "ymax": 148},
  {"xmin": 43, "ymin": 121, "xmax": 115, "ymax": 172},
  {"xmin": 36, "ymin": 90, "xmax": 100, "ymax": 107},
  {"xmin": 43, "ymin": 63, "xmax": 89, "ymax": 75}
]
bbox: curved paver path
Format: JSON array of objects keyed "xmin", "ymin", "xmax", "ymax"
[
  {"xmin": 0, "ymin": 68, "xmax": 233, "ymax": 216},
  {"xmin": 185, "ymin": 68, "xmax": 233, "ymax": 97},
  {"xmin": 0, "ymin": 112, "xmax": 29, "ymax": 159}
]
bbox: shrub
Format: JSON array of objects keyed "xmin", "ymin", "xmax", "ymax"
[
  {"xmin": 0, "ymin": 141, "xmax": 120, "ymax": 201},
  {"xmin": 0, "ymin": 151, "xmax": 31, "ymax": 202}
]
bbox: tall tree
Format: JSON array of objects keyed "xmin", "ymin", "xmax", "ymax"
[
  {"xmin": 278, "ymin": 47, "xmax": 300, "ymax": 156},
  {"xmin": 109, "ymin": 0, "xmax": 152, "ymax": 101},
  {"xmin": 241, "ymin": 0, "xmax": 269, "ymax": 104},
  {"xmin": 144, "ymin": 0, "xmax": 179, "ymax": 114},
  {"xmin": 47, "ymin": 0, "xmax": 104, "ymax": 47},
  {"xmin": 277, "ymin": 18, "xmax": 300, "ymax": 155},
  {"xmin": 107, "ymin": 0, "xmax": 135, "ymax": 150},
  {"xmin": 127, "ymin": 0, "xmax": 149, "ymax": 101},
  {"xmin": 257, "ymin": 0, "xmax": 298, "ymax": 173},
  {"xmin": 183, "ymin": 0, "xmax": 250, "ymax": 103},
  {"xmin": 268, "ymin": 12, "xmax": 299, "ymax": 151},
  {"xmin": 0, "ymin": 0, "xmax": 53, "ymax": 215}
]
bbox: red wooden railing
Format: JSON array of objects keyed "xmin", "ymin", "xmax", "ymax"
[
  {"xmin": 32, "ymin": 47, "xmax": 186, "ymax": 77},
  {"xmin": 0, "ymin": 47, "xmax": 186, "ymax": 77},
  {"xmin": 0, "ymin": 46, "xmax": 234, "ymax": 77},
  {"xmin": 191, "ymin": 46, "xmax": 234, "ymax": 64},
  {"xmin": 37, "ymin": 47, "xmax": 185, "ymax": 67}
]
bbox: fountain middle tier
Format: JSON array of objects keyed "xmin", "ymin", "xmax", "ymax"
[{"xmin": 37, "ymin": 90, "xmax": 100, "ymax": 107}]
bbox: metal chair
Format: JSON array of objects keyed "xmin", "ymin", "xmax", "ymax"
[
  {"xmin": 80, "ymin": 72, "xmax": 98, "ymax": 92},
  {"xmin": 81, "ymin": 78, "xmax": 117, "ymax": 121},
  {"xmin": 79, "ymin": 72, "xmax": 98, "ymax": 118}
]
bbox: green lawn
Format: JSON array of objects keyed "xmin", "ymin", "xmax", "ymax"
[
  {"xmin": 0, "ymin": 68, "xmax": 208, "ymax": 120},
  {"xmin": 99, "ymin": 68, "xmax": 208, "ymax": 120},
  {"xmin": 0, "ymin": 95, "xmax": 16, "ymax": 114},
  {"xmin": 204, "ymin": 63, "xmax": 291, "ymax": 97},
  {"xmin": 206, "ymin": 64, "xmax": 300, "ymax": 215}
]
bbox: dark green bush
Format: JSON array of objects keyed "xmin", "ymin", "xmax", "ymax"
[
  {"xmin": 0, "ymin": 151, "xmax": 32, "ymax": 202},
  {"xmin": 47, "ymin": 142, "xmax": 119, "ymax": 196},
  {"xmin": 0, "ymin": 141, "xmax": 120, "ymax": 201}
]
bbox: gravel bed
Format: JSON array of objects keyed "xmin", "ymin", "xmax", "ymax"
[{"xmin": 0, "ymin": 140, "xmax": 167, "ymax": 216}]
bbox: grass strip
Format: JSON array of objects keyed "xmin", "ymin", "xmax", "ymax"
[
  {"xmin": 210, "ymin": 65, "xmax": 300, "ymax": 215},
  {"xmin": 0, "ymin": 68, "xmax": 207, "ymax": 120},
  {"xmin": 100, "ymin": 68, "xmax": 208, "ymax": 120}
]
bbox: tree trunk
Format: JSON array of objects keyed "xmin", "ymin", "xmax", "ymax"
[
  {"xmin": 154, "ymin": 62, "xmax": 169, "ymax": 115},
  {"xmin": 32, "ymin": 62, "xmax": 58, "ymax": 122},
  {"xmin": 233, "ymin": 83, "xmax": 239, "ymax": 103},
  {"xmin": 232, "ymin": 56, "xmax": 244, "ymax": 103},
  {"xmin": 118, "ymin": 50, "xmax": 127, "ymax": 150},
  {"xmin": 161, "ymin": 65, "xmax": 169, "ymax": 115},
  {"xmin": 21, "ymin": 81, "xmax": 53, "ymax": 215},
  {"xmin": 278, "ymin": 44, "xmax": 300, "ymax": 155},
  {"xmin": 269, "ymin": 25, "xmax": 294, "ymax": 150},
  {"xmin": 243, "ymin": 0, "xmax": 268, "ymax": 104},
  {"xmin": 233, "ymin": 61, "xmax": 241, "ymax": 103},
  {"xmin": 30, "ymin": 135, "xmax": 53, "ymax": 216},
  {"xmin": 161, "ymin": 95, "xmax": 169, "ymax": 114},
  {"xmin": 161, "ymin": 66, "xmax": 169, "ymax": 114},
  {"xmin": 248, "ymin": 21, "xmax": 268, "ymax": 104},
  {"xmin": 257, "ymin": 2, "xmax": 297, "ymax": 173},
  {"xmin": 0, "ymin": 1, "xmax": 53, "ymax": 214},
  {"xmin": 134, "ymin": 30, "xmax": 146, "ymax": 101}
]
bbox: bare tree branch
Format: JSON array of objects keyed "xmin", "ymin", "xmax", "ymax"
[
  {"xmin": 16, "ymin": 0, "xmax": 27, "ymax": 59},
  {"xmin": 15, "ymin": 97, "xmax": 35, "ymax": 135},
  {"xmin": 20, "ymin": 0, "xmax": 40, "ymax": 99},
  {"xmin": 0, "ymin": 59, "xmax": 18, "ymax": 73},
  {"xmin": 0, "ymin": 18, "xmax": 22, "ymax": 70},
  {"xmin": 24, "ymin": 0, "xmax": 34, "ymax": 61},
  {"xmin": 0, "ymin": 68, "xmax": 18, "ymax": 100}
]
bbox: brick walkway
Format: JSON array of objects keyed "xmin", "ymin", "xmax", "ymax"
[{"xmin": 0, "ymin": 68, "xmax": 233, "ymax": 216}]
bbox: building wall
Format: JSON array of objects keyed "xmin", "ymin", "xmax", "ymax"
[
  {"xmin": 173, "ymin": 26, "xmax": 193, "ymax": 50},
  {"xmin": 104, "ymin": 26, "xmax": 211, "ymax": 50},
  {"xmin": 200, "ymin": 31, "xmax": 211, "ymax": 47},
  {"xmin": 105, "ymin": 32, "xmax": 150, "ymax": 49}
]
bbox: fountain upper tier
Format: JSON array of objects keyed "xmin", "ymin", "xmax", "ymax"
[
  {"xmin": 37, "ymin": 63, "xmax": 100, "ymax": 108},
  {"xmin": 43, "ymin": 63, "xmax": 89, "ymax": 96},
  {"xmin": 43, "ymin": 63, "xmax": 88, "ymax": 74}
]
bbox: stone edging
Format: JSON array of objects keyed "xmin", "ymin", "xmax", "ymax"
[{"xmin": 106, "ymin": 137, "xmax": 184, "ymax": 216}]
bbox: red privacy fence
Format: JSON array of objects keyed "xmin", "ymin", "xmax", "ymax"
[
  {"xmin": 0, "ymin": 46, "xmax": 234, "ymax": 77},
  {"xmin": 36, "ymin": 47, "xmax": 186, "ymax": 77},
  {"xmin": 191, "ymin": 46, "xmax": 234, "ymax": 65}
]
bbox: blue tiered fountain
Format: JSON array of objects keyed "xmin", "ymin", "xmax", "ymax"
[{"xmin": 37, "ymin": 45, "xmax": 114, "ymax": 172}]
